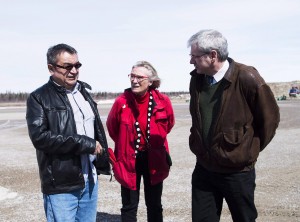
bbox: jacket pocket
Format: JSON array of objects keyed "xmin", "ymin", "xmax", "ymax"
[
  {"xmin": 51, "ymin": 155, "xmax": 81, "ymax": 186},
  {"xmin": 213, "ymin": 126, "xmax": 258, "ymax": 167},
  {"xmin": 45, "ymin": 106, "xmax": 67, "ymax": 113},
  {"xmin": 154, "ymin": 111, "xmax": 168, "ymax": 138},
  {"xmin": 120, "ymin": 112, "xmax": 134, "ymax": 135},
  {"xmin": 222, "ymin": 128, "xmax": 244, "ymax": 149},
  {"xmin": 45, "ymin": 106, "xmax": 68, "ymax": 133}
]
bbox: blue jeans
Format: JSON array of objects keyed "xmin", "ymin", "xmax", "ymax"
[{"xmin": 43, "ymin": 180, "xmax": 98, "ymax": 222}]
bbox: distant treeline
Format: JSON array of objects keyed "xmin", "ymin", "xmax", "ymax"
[
  {"xmin": 0, "ymin": 91, "xmax": 188, "ymax": 103},
  {"xmin": 0, "ymin": 92, "xmax": 28, "ymax": 103}
]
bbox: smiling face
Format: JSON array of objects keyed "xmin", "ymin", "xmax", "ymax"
[
  {"xmin": 48, "ymin": 51, "xmax": 80, "ymax": 90},
  {"xmin": 129, "ymin": 66, "xmax": 152, "ymax": 96}
]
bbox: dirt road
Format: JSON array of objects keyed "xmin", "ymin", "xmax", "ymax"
[{"xmin": 0, "ymin": 100, "xmax": 299, "ymax": 222}]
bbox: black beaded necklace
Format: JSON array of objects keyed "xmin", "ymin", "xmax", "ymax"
[{"xmin": 133, "ymin": 91, "xmax": 154, "ymax": 156}]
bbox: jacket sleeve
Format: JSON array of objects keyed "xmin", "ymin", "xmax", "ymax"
[
  {"xmin": 240, "ymin": 66, "xmax": 280, "ymax": 151},
  {"xmin": 26, "ymin": 93, "xmax": 96, "ymax": 155},
  {"xmin": 253, "ymin": 84, "xmax": 280, "ymax": 150},
  {"xmin": 106, "ymin": 99, "xmax": 121, "ymax": 143},
  {"xmin": 164, "ymin": 96, "xmax": 175, "ymax": 134}
]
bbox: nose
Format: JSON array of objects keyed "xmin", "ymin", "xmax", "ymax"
[
  {"xmin": 132, "ymin": 77, "xmax": 139, "ymax": 83},
  {"xmin": 190, "ymin": 57, "xmax": 195, "ymax": 64}
]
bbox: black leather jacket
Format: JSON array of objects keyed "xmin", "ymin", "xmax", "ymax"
[{"xmin": 26, "ymin": 77, "xmax": 111, "ymax": 194}]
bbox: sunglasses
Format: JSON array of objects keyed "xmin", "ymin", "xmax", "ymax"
[{"xmin": 53, "ymin": 62, "xmax": 82, "ymax": 71}]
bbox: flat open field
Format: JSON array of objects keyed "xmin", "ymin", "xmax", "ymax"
[{"xmin": 0, "ymin": 99, "xmax": 299, "ymax": 222}]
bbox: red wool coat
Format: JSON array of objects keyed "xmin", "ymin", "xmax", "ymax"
[{"xmin": 106, "ymin": 89, "xmax": 175, "ymax": 190}]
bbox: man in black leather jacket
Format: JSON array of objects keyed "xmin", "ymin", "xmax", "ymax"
[{"xmin": 26, "ymin": 43, "xmax": 110, "ymax": 222}]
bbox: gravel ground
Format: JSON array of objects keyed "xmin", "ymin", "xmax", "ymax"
[{"xmin": 0, "ymin": 99, "xmax": 299, "ymax": 222}]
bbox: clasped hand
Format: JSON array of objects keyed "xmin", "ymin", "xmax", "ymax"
[{"xmin": 94, "ymin": 141, "xmax": 103, "ymax": 155}]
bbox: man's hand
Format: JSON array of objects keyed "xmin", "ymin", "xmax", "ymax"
[{"xmin": 94, "ymin": 141, "xmax": 103, "ymax": 155}]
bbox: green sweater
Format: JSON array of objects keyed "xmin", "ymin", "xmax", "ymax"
[{"xmin": 199, "ymin": 79, "xmax": 224, "ymax": 147}]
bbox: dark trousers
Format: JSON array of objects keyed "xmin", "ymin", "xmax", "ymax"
[
  {"xmin": 121, "ymin": 151, "xmax": 163, "ymax": 222},
  {"xmin": 192, "ymin": 164, "xmax": 257, "ymax": 222}
]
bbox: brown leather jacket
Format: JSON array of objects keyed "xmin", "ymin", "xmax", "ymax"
[{"xmin": 189, "ymin": 58, "xmax": 280, "ymax": 173}]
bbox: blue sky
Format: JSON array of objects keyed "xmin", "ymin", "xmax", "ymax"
[{"xmin": 1, "ymin": 0, "xmax": 300, "ymax": 93}]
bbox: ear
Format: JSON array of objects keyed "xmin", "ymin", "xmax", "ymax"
[
  {"xmin": 48, "ymin": 64, "xmax": 55, "ymax": 74},
  {"xmin": 211, "ymin": 50, "xmax": 217, "ymax": 59},
  {"xmin": 210, "ymin": 50, "xmax": 218, "ymax": 63},
  {"xmin": 149, "ymin": 81, "xmax": 153, "ymax": 86}
]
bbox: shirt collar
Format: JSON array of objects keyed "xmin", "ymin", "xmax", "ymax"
[
  {"xmin": 213, "ymin": 60, "xmax": 229, "ymax": 82},
  {"xmin": 66, "ymin": 82, "xmax": 81, "ymax": 94}
]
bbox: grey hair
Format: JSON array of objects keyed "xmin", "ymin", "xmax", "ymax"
[
  {"xmin": 187, "ymin": 29, "xmax": 229, "ymax": 61},
  {"xmin": 132, "ymin": 61, "xmax": 161, "ymax": 89},
  {"xmin": 47, "ymin": 43, "xmax": 77, "ymax": 65}
]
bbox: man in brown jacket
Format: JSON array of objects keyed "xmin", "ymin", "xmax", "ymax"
[{"xmin": 187, "ymin": 29, "xmax": 280, "ymax": 222}]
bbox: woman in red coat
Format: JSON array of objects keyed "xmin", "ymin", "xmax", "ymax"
[{"xmin": 106, "ymin": 61, "xmax": 175, "ymax": 222}]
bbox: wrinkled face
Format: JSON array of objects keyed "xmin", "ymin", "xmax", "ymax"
[
  {"xmin": 129, "ymin": 67, "xmax": 152, "ymax": 96},
  {"xmin": 48, "ymin": 51, "xmax": 81, "ymax": 90},
  {"xmin": 189, "ymin": 44, "xmax": 211, "ymax": 75}
]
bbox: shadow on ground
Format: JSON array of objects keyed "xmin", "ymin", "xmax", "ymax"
[{"xmin": 96, "ymin": 212, "xmax": 121, "ymax": 222}]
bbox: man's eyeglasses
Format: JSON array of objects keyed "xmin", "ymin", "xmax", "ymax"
[
  {"xmin": 189, "ymin": 53, "xmax": 207, "ymax": 59},
  {"xmin": 53, "ymin": 62, "xmax": 82, "ymax": 71},
  {"xmin": 128, "ymin": 74, "xmax": 149, "ymax": 83}
]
